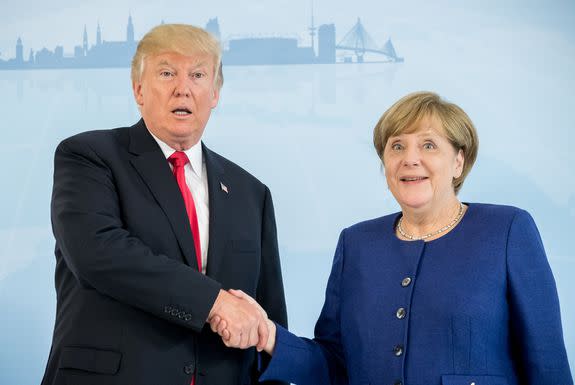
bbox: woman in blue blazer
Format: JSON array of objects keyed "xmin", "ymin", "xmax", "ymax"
[{"xmin": 213, "ymin": 91, "xmax": 573, "ymax": 385}]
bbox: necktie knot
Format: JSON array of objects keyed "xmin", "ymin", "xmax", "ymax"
[{"xmin": 168, "ymin": 151, "xmax": 189, "ymax": 169}]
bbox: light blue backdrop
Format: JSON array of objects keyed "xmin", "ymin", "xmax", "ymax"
[{"xmin": 1, "ymin": 1, "xmax": 574, "ymax": 384}]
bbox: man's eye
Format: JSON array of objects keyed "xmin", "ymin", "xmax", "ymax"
[
  {"xmin": 192, "ymin": 72, "xmax": 205, "ymax": 79},
  {"xmin": 160, "ymin": 71, "xmax": 173, "ymax": 77}
]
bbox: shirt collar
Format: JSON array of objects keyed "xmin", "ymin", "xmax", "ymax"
[{"xmin": 147, "ymin": 129, "xmax": 203, "ymax": 179}]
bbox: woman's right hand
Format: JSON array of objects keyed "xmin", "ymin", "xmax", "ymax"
[
  {"xmin": 264, "ymin": 318, "xmax": 277, "ymax": 355},
  {"xmin": 208, "ymin": 289, "xmax": 277, "ymax": 354}
]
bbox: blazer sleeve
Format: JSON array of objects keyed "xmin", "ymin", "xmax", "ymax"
[
  {"xmin": 51, "ymin": 137, "xmax": 222, "ymax": 332},
  {"xmin": 259, "ymin": 231, "xmax": 348, "ymax": 385},
  {"xmin": 506, "ymin": 209, "xmax": 573, "ymax": 385}
]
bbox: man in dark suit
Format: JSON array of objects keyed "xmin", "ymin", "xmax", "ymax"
[{"xmin": 41, "ymin": 24, "xmax": 287, "ymax": 385}]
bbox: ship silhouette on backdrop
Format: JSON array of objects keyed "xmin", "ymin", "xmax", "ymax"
[{"xmin": 0, "ymin": 14, "xmax": 402, "ymax": 70}]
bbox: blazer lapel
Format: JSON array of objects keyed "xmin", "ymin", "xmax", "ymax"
[
  {"xmin": 203, "ymin": 144, "xmax": 229, "ymax": 280},
  {"xmin": 127, "ymin": 120, "xmax": 199, "ymax": 270}
]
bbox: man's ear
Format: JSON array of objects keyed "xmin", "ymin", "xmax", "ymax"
[
  {"xmin": 210, "ymin": 86, "xmax": 220, "ymax": 109},
  {"xmin": 133, "ymin": 81, "xmax": 144, "ymax": 106}
]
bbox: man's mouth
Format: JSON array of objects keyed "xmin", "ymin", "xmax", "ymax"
[{"xmin": 172, "ymin": 108, "xmax": 192, "ymax": 116}]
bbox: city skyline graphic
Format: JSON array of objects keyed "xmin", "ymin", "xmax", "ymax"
[{"xmin": 0, "ymin": 13, "xmax": 402, "ymax": 70}]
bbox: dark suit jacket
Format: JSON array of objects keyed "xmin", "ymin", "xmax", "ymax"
[
  {"xmin": 261, "ymin": 204, "xmax": 572, "ymax": 385},
  {"xmin": 41, "ymin": 119, "xmax": 288, "ymax": 385}
]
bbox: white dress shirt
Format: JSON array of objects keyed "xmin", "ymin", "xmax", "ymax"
[{"xmin": 148, "ymin": 131, "xmax": 210, "ymax": 274}]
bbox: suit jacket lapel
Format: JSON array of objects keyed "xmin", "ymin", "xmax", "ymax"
[
  {"xmin": 127, "ymin": 119, "xmax": 200, "ymax": 270},
  {"xmin": 203, "ymin": 144, "xmax": 229, "ymax": 280}
]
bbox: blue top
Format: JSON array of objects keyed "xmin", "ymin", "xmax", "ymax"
[{"xmin": 260, "ymin": 203, "xmax": 573, "ymax": 385}]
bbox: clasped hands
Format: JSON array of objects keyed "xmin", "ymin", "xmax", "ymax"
[{"xmin": 208, "ymin": 289, "xmax": 276, "ymax": 354}]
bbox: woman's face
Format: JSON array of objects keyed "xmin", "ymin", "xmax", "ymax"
[{"xmin": 383, "ymin": 116, "xmax": 464, "ymax": 212}]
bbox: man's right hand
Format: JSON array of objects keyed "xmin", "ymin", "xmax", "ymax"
[{"xmin": 207, "ymin": 289, "xmax": 269, "ymax": 351}]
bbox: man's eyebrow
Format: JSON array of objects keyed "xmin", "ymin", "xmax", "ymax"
[
  {"xmin": 190, "ymin": 61, "xmax": 209, "ymax": 70},
  {"xmin": 156, "ymin": 60, "xmax": 173, "ymax": 67},
  {"xmin": 154, "ymin": 59, "xmax": 211, "ymax": 72}
]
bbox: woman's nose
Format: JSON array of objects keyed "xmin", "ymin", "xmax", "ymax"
[{"xmin": 402, "ymin": 146, "xmax": 421, "ymax": 166}]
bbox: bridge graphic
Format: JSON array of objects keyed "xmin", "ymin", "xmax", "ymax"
[
  {"xmin": 336, "ymin": 18, "xmax": 402, "ymax": 63},
  {"xmin": 0, "ymin": 14, "xmax": 403, "ymax": 70}
]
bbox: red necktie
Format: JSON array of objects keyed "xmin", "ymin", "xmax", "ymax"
[
  {"xmin": 168, "ymin": 152, "xmax": 202, "ymax": 385},
  {"xmin": 168, "ymin": 151, "xmax": 202, "ymax": 273}
]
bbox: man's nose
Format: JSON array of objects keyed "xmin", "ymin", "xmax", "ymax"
[{"xmin": 173, "ymin": 76, "xmax": 191, "ymax": 97}]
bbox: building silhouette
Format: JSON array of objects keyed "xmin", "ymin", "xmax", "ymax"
[
  {"xmin": 127, "ymin": 14, "xmax": 135, "ymax": 43},
  {"xmin": 318, "ymin": 24, "xmax": 336, "ymax": 63},
  {"xmin": 96, "ymin": 22, "xmax": 102, "ymax": 46},
  {"xmin": 15, "ymin": 37, "xmax": 24, "ymax": 64},
  {"xmin": 224, "ymin": 37, "xmax": 315, "ymax": 65},
  {"xmin": 83, "ymin": 26, "xmax": 88, "ymax": 56},
  {"xmin": 205, "ymin": 18, "xmax": 221, "ymax": 41}
]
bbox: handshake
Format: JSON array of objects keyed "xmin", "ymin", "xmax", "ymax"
[{"xmin": 207, "ymin": 289, "xmax": 276, "ymax": 354}]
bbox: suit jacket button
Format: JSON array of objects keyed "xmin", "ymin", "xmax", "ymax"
[
  {"xmin": 393, "ymin": 344, "xmax": 404, "ymax": 356},
  {"xmin": 171, "ymin": 309, "xmax": 179, "ymax": 316},
  {"xmin": 401, "ymin": 277, "xmax": 412, "ymax": 287},
  {"xmin": 184, "ymin": 364, "xmax": 194, "ymax": 374},
  {"xmin": 184, "ymin": 314, "xmax": 192, "ymax": 321},
  {"xmin": 396, "ymin": 307, "xmax": 406, "ymax": 319}
]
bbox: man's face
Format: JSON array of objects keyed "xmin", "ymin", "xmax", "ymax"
[{"xmin": 133, "ymin": 51, "xmax": 220, "ymax": 150}]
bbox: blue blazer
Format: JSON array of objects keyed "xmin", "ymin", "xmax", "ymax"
[{"xmin": 261, "ymin": 203, "xmax": 572, "ymax": 385}]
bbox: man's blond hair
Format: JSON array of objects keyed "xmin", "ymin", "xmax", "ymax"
[{"xmin": 131, "ymin": 24, "xmax": 223, "ymax": 89}]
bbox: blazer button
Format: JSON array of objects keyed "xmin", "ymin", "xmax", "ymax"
[
  {"xmin": 394, "ymin": 381, "xmax": 403, "ymax": 385},
  {"xmin": 184, "ymin": 314, "xmax": 192, "ymax": 321},
  {"xmin": 396, "ymin": 307, "xmax": 406, "ymax": 319},
  {"xmin": 171, "ymin": 309, "xmax": 179, "ymax": 316},
  {"xmin": 401, "ymin": 277, "xmax": 412, "ymax": 287},
  {"xmin": 184, "ymin": 364, "xmax": 194, "ymax": 375},
  {"xmin": 393, "ymin": 344, "xmax": 404, "ymax": 356}
]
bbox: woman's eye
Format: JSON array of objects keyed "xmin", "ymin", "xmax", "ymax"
[
  {"xmin": 423, "ymin": 142, "xmax": 435, "ymax": 150},
  {"xmin": 391, "ymin": 143, "xmax": 403, "ymax": 151}
]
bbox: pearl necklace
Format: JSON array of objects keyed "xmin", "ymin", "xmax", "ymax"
[{"xmin": 397, "ymin": 202, "xmax": 465, "ymax": 241}]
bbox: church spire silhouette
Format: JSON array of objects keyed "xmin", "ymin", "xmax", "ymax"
[
  {"xmin": 127, "ymin": 14, "xmax": 134, "ymax": 43},
  {"xmin": 83, "ymin": 25, "xmax": 88, "ymax": 56},
  {"xmin": 96, "ymin": 21, "xmax": 102, "ymax": 46},
  {"xmin": 16, "ymin": 37, "xmax": 23, "ymax": 63}
]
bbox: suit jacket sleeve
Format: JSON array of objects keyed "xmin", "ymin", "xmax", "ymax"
[
  {"xmin": 259, "ymin": 230, "xmax": 348, "ymax": 385},
  {"xmin": 51, "ymin": 137, "xmax": 222, "ymax": 332},
  {"xmin": 253, "ymin": 186, "xmax": 289, "ymax": 385},
  {"xmin": 256, "ymin": 186, "xmax": 288, "ymax": 328},
  {"xmin": 506, "ymin": 209, "xmax": 573, "ymax": 384}
]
